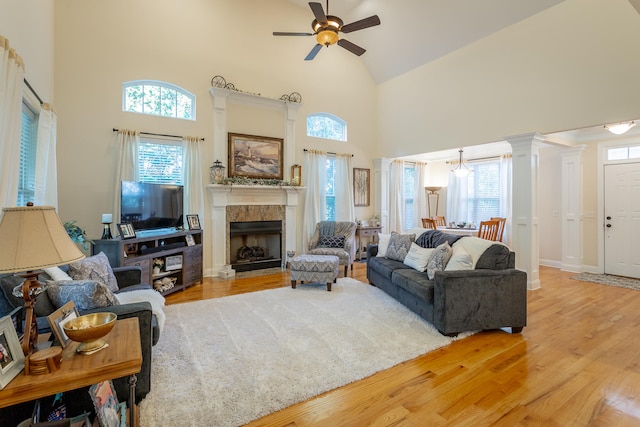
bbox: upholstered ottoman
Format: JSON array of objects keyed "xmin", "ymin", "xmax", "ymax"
[{"xmin": 289, "ymin": 254, "xmax": 340, "ymax": 291}]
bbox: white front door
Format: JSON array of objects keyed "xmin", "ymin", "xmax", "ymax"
[{"xmin": 604, "ymin": 162, "xmax": 640, "ymax": 278}]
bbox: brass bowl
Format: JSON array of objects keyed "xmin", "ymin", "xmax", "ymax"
[{"xmin": 63, "ymin": 312, "xmax": 117, "ymax": 354}]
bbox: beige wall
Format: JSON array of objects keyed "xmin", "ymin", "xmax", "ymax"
[
  {"xmin": 376, "ymin": 0, "xmax": 640, "ymax": 158},
  {"xmin": 52, "ymin": 0, "xmax": 378, "ymax": 272},
  {"xmin": 0, "ymin": 0, "xmax": 54, "ymax": 101}
]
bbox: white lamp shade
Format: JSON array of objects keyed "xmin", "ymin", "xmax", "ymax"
[
  {"xmin": 605, "ymin": 122, "xmax": 636, "ymax": 135},
  {"xmin": 0, "ymin": 205, "xmax": 85, "ymax": 273}
]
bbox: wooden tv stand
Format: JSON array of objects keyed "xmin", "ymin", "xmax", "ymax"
[{"xmin": 92, "ymin": 229, "xmax": 203, "ymax": 296}]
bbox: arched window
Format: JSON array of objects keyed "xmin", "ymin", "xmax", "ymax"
[
  {"xmin": 123, "ymin": 80, "xmax": 195, "ymax": 120},
  {"xmin": 307, "ymin": 113, "xmax": 347, "ymax": 141}
]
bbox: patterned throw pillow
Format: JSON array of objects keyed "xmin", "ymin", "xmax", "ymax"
[
  {"xmin": 68, "ymin": 252, "xmax": 119, "ymax": 292},
  {"xmin": 318, "ymin": 235, "xmax": 345, "ymax": 248},
  {"xmin": 426, "ymin": 242, "xmax": 453, "ymax": 280},
  {"xmin": 47, "ymin": 280, "xmax": 119, "ymax": 310},
  {"xmin": 385, "ymin": 232, "xmax": 416, "ymax": 262}
]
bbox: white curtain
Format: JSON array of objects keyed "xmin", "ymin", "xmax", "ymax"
[
  {"xmin": 182, "ymin": 136, "xmax": 204, "ymax": 229},
  {"xmin": 388, "ymin": 160, "xmax": 404, "ymax": 233},
  {"xmin": 0, "ymin": 35, "xmax": 25, "ymax": 207},
  {"xmin": 302, "ymin": 150, "xmax": 326, "ymax": 252},
  {"xmin": 446, "ymin": 169, "xmax": 469, "ymax": 224},
  {"xmin": 334, "ymin": 153, "xmax": 355, "ymax": 221},
  {"xmin": 34, "ymin": 103, "xmax": 58, "ymax": 207},
  {"xmin": 500, "ymin": 154, "xmax": 513, "ymax": 245},
  {"xmin": 112, "ymin": 129, "xmax": 139, "ymax": 222},
  {"xmin": 413, "ymin": 162, "xmax": 427, "ymax": 226}
]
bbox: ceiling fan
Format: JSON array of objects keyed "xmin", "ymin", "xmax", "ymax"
[{"xmin": 273, "ymin": 1, "xmax": 381, "ymax": 61}]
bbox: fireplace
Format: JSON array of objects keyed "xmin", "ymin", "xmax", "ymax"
[{"xmin": 229, "ymin": 220, "xmax": 282, "ymax": 272}]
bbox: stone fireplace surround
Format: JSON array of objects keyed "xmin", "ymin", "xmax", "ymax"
[{"xmin": 206, "ymin": 184, "xmax": 303, "ymax": 277}]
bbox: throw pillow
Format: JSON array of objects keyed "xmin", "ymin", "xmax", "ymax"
[
  {"xmin": 385, "ymin": 232, "xmax": 416, "ymax": 262},
  {"xmin": 445, "ymin": 244, "xmax": 474, "ymax": 271},
  {"xmin": 68, "ymin": 251, "xmax": 119, "ymax": 292},
  {"xmin": 318, "ymin": 235, "xmax": 345, "ymax": 248},
  {"xmin": 451, "ymin": 237, "xmax": 497, "ymax": 269},
  {"xmin": 426, "ymin": 241, "xmax": 453, "ymax": 280},
  {"xmin": 47, "ymin": 280, "xmax": 119, "ymax": 310},
  {"xmin": 376, "ymin": 233, "xmax": 391, "ymax": 257},
  {"xmin": 403, "ymin": 243, "xmax": 435, "ymax": 272},
  {"xmin": 43, "ymin": 266, "xmax": 73, "ymax": 282}
]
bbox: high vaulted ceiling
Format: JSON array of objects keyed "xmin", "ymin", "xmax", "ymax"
[{"xmin": 287, "ymin": 0, "xmax": 565, "ymax": 83}]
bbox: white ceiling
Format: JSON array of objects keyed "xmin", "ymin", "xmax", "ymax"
[{"xmin": 286, "ymin": 0, "xmax": 565, "ymax": 83}]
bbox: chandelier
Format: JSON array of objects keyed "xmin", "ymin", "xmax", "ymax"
[{"xmin": 451, "ymin": 149, "xmax": 472, "ymax": 177}]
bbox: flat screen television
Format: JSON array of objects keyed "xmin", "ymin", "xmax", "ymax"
[{"xmin": 120, "ymin": 181, "xmax": 184, "ymax": 232}]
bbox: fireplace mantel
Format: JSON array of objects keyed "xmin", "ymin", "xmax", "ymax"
[{"xmin": 206, "ymin": 184, "xmax": 304, "ymax": 277}]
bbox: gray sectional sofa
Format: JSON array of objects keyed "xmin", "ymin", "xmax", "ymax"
[{"xmin": 366, "ymin": 230, "xmax": 527, "ymax": 335}]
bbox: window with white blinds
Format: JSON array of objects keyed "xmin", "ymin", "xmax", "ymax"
[
  {"xmin": 17, "ymin": 103, "xmax": 38, "ymax": 206},
  {"xmin": 138, "ymin": 141, "xmax": 183, "ymax": 185},
  {"xmin": 404, "ymin": 164, "xmax": 416, "ymax": 229},
  {"xmin": 466, "ymin": 160, "xmax": 501, "ymax": 223}
]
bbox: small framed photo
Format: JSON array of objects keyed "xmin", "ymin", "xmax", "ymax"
[
  {"xmin": 90, "ymin": 380, "xmax": 121, "ymax": 427},
  {"xmin": 47, "ymin": 301, "xmax": 79, "ymax": 348},
  {"xmin": 185, "ymin": 234, "xmax": 196, "ymax": 246},
  {"xmin": 0, "ymin": 314, "xmax": 25, "ymax": 390},
  {"xmin": 118, "ymin": 223, "xmax": 136, "ymax": 239},
  {"xmin": 187, "ymin": 214, "xmax": 201, "ymax": 230},
  {"xmin": 166, "ymin": 255, "xmax": 183, "ymax": 271}
]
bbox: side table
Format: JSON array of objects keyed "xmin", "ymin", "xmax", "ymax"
[
  {"xmin": 356, "ymin": 225, "xmax": 382, "ymax": 261},
  {"xmin": 0, "ymin": 317, "xmax": 142, "ymax": 426}
]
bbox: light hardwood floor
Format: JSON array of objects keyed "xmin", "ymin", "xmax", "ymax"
[{"xmin": 166, "ymin": 264, "xmax": 640, "ymax": 426}]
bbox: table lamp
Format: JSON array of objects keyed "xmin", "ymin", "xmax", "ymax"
[{"xmin": 0, "ymin": 204, "xmax": 85, "ymax": 356}]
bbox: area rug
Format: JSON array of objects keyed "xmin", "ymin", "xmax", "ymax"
[
  {"xmin": 139, "ymin": 277, "xmax": 469, "ymax": 426},
  {"xmin": 571, "ymin": 272, "xmax": 640, "ymax": 291}
]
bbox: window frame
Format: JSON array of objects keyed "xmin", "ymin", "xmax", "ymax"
[
  {"xmin": 122, "ymin": 80, "xmax": 196, "ymax": 121},
  {"xmin": 307, "ymin": 112, "xmax": 347, "ymax": 142}
]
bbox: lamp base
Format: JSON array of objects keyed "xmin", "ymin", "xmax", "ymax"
[{"xmin": 101, "ymin": 222, "xmax": 113, "ymax": 239}]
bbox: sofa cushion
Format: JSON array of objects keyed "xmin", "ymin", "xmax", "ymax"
[
  {"xmin": 47, "ymin": 280, "xmax": 119, "ymax": 310},
  {"xmin": 68, "ymin": 252, "xmax": 119, "ymax": 292},
  {"xmin": 403, "ymin": 243, "xmax": 434, "ymax": 272},
  {"xmin": 376, "ymin": 233, "xmax": 390, "ymax": 257},
  {"xmin": 445, "ymin": 244, "xmax": 474, "ymax": 271},
  {"xmin": 385, "ymin": 232, "xmax": 416, "ymax": 262},
  {"xmin": 391, "ymin": 268, "xmax": 435, "ymax": 304},
  {"xmin": 476, "ymin": 244, "xmax": 512, "ymax": 270},
  {"xmin": 426, "ymin": 242, "xmax": 453, "ymax": 280},
  {"xmin": 367, "ymin": 256, "xmax": 408, "ymax": 281},
  {"xmin": 318, "ymin": 235, "xmax": 345, "ymax": 248}
]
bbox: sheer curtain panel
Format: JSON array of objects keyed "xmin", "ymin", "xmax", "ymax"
[
  {"xmin": 334, "ymin": 153, "xmax": 355, "ymax": 221},
  {"xmin": 34, "ymin": 103, "xmax": 58, "ymax": 207},
  {"xmin": 182, "ymin": 136, "xmax": 204, "ymax": 228},
  {"xmin": 0, "ymin": 35, "xmax": 25, "ymax": 207},
  {"xmin": 388, "ymin": 160, "xmax": 405, "ymax": 233},
  {"xmin": 413, "ymin": 162, "xmax": 428, "ymax": 228},
  {"xmin": 302, "ymin": 150, "xmax": 327, "ymax": 251},
  {"xmin": 113, "ymin": 129, "xmax": 140, "ymax": 222}
]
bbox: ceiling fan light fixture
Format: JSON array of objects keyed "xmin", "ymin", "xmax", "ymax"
[
  {"xmin": 451, "ymin": 149, "xmax": 472, "ymax": 177},
  {"xmin": 316, "ymin": 29, "xmax": 339, "ymax": 46},
  {"xmin": 604, "ymin": 121, "xmax": 636, "ymax": 135}
]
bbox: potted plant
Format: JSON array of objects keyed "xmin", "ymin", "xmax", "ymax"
[{"xmin": 63, "ymin": 220, "xmax": 88, "ymax": 250}]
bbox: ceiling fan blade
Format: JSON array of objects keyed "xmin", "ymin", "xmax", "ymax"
[
  {"xmin": 337, "ymin": 39, "xmax": 366, "ymax": 56},
  {"xmin": 273, "ymin": 32, "xmax": 314, "ymax": 36},
  {"xmin": 309, "ymin": 2, "xmax": 327, "ymax": 25},
  {"xmin": 305, "ymin": 43, "xmax": 323, "ymax": 61},
  {"xmin": 341, "ymin": 15, "xmax": 381, "ymax": 33}
]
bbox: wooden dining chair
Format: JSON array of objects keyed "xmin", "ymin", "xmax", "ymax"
[
  {"xmin": 432, "ymin": 216, "xmax": 447, "ymax": 227},
  {"xmin": 421, "ymin": 218, "xmax": 437, "ymax": 230},
  {"xmin": 478, "ymin": 219, "xmax": 500, "ymax": 241},
  {"xmin": 490, "ymin": 217, "xmax": 506, "ymax": 242}
]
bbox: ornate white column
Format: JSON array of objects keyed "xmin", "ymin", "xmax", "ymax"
[
  {"xmin": 560, "ymin": 146, "xmax": 586, "ymax": 272},
  {"xmin": 506, "ymin": 132, "xmax": 544, "ymax": 290}
]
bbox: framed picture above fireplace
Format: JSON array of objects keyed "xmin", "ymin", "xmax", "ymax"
[{"xmin": 228, "ymin": 133, "xmax": 283, "ymax": 180}]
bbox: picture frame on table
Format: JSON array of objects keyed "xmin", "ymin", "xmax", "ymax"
[
  {"xmin": 186, "ymin": 214, "xmax": 201, "ymax": 230},
  {"xmin": 185, "ymin": 234, "xmax": 196, "ymax": 246},
  {"xmin": 47, "ymin": 301, "xmax": 80, "ymax": 349},
  {"xmin": 0, "ymin": 314, "xmax": 25, "ymax": 390},
  {"xmin": 228, "ymin": 132, "xmax": 284, "ymax": 180},
  {"xmin": 354, "ymin": 168, "xmax": 370, "ymax": 207},
  {"xmin": 118, "ymin": 223, "xmax": 136, "ymax": 239}
]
